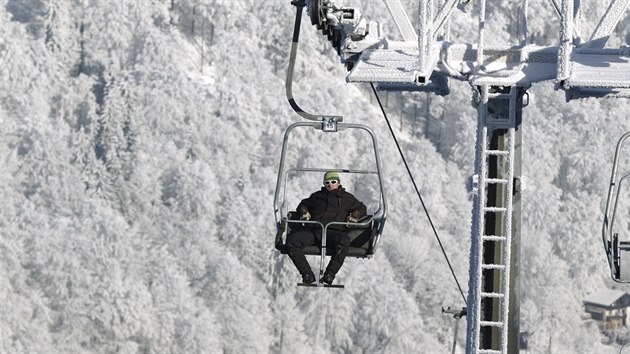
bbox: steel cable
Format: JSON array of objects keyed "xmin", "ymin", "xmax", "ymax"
[{"xmin": 370, "ymin": 83, "xmax": 467, "ymax": 306}]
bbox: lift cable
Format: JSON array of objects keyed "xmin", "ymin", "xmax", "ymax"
[{"xmin": 370, "ymin": 83, "xmax": 467, "ymax": 306}]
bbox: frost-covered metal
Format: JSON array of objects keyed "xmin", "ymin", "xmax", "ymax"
[
  {"xmin": 587, "ymin": 0, "xmax": 630, "ymax": 49},
  {"xmin": 467, "ymin": 86, "xmax": 521, "ymax": 354},
  {"xmin": 311, "ymin": 0, "xmax": 630, "ymax": 99},
  {"xmin": 383, "ymin": 0, "xmax": 417, "ymax": 42}
]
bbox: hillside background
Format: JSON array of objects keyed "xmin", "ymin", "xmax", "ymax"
[{"xmin": 1, "ymin": 0, "xmax": 630, "ymax": 352}]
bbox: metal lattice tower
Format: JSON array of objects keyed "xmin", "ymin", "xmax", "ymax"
[{"xmin": 299, "ymin": 0, "xmax": 630, "ymax": 352}]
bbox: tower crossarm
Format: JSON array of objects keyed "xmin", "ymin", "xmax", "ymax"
[{"xmin": 307, "ymin": 0, "xmax": 630, "ymax": 99}]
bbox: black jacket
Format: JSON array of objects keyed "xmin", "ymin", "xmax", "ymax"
[{"xmin": 297, "ymin": 186, "xmax": 367, "ymax": 229}]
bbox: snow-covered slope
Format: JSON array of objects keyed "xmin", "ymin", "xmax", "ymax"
[{"xmin": 1, "ymin": 0, "xmax": 629, "ymax": 352}]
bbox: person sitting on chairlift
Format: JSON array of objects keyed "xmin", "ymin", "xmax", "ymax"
[{"xmin": 286, "ymin": 171, "xmax": 367, "ymax": 285}]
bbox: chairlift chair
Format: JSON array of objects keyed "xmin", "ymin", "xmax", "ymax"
[
  {"xmin": 274, "ymin": 1, "xmax": 387, "ymax": 286},
  {"xmin": 273, "ymin": 120, "xmax": 388, "ymax": 285},
  {"xmin": 603, "ymin": 131, "xmax": 630, "ymax": 282}
]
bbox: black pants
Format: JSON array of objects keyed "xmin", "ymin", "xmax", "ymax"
[{"xmin": 286, "ymin": 228, "xmax": 350, "ymax": 277}]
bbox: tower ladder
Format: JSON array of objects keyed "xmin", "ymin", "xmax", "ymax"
[{"xmin": 470, "ymin": 85, "xmax": 518, "ymax": 354}]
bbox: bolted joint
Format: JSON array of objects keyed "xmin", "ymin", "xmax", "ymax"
[{"xmin": 467, "ymin": 174, "xmax": 479, "ymax": 195}]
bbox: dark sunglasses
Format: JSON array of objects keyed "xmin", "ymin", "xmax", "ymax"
[{"xmin": 324, "ymin": 180, "xmax": 338, "ymax": 185}]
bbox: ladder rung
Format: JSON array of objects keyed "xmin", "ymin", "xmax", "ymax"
[
  {"xmin": 486, "ymin": 149, "xmax": 509, "ymax": 156},
  {"xmin": 482, "ymin": 235, "xmax": 507, "ymax": 241},
  {"xmin": 479, "ymin": 321, "xmax": 504, "ymax": 327},
  {"xmin": 479, "ymin": 350, "xmax": 503, "ymax": 354},
  {"xmin": 484, "ymin": 207, "xmax": 507, "ymax": 213},
  {"xmin": 485, "ymin": 178, "xmax": 509, "ymax": 184},
  {"xmin": 482, "ymin": 264, "xmax": 506, "ymax": 270},
  {"xmin": 487, "ymin": 93, "xmax": 511, "ymax": 99},
  {"xmin": 481, "ymin": 292, "xmax": 505, "ymax": 298}
]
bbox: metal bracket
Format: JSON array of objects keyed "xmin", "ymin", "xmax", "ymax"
[
  {"xmin": 513, "ymin": 176, "xmax": 526, "ymax": 193},
  {"xmin": 468, "ymin": 174, "xmax": 480, "ymax": 195},
  {"xmin": 442, "ymin": 306, "xmax": 467, "ymax": 318},
  {"xmin": 321, "ymin": 116, "xmax": 342, "ymax": 131}
]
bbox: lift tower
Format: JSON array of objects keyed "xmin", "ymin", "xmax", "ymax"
[{"xmin": 298, "ymin": 0, "xmax": 630, "ymax": 352}]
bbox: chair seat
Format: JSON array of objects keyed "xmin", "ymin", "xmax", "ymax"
[
  {"xmin": 275, "ymin": 212, "xmax": 377, "ymax": 258},
  {"xmin": 299, "ymin": 227, "xmax": 372, "ymax": 257}
]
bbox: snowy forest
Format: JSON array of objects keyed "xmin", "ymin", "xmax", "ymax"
[{"xmin": 1, "ymin": 0, "xmax": 630, "ymax": 352}]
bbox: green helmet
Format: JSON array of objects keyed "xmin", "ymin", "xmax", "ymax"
[{"xmin": 323, "ymin": 171, "xmax": 340, "ymax": 182}]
